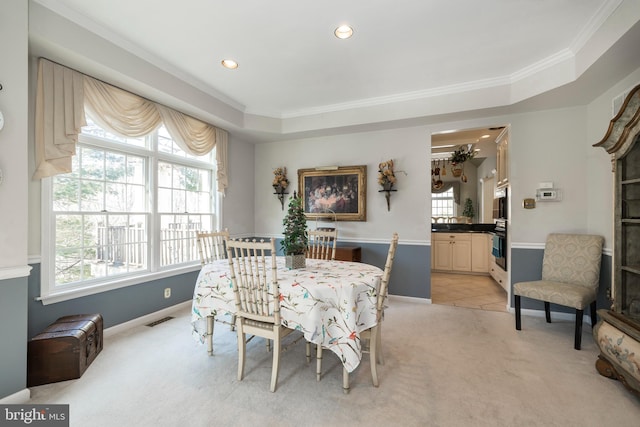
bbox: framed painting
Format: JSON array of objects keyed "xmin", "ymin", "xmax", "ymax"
[{"xmin": 298, "ymin": 165, "xmax": 367, "ymax": 221}]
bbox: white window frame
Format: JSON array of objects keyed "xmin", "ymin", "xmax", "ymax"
[
  {"xmin": 432, "ymin": 188, "xmax": 456, "ymax": 218},
  {"xmin": 39, "ymin": 126, "xmax": 221, "ymax": 305}
]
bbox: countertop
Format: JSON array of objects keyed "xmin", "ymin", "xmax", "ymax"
[{"xmin": 431, "ymin": 223, "xmax": 496, "ymax": 233}]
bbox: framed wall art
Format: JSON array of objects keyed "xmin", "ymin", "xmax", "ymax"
[{"xmin": 297, "ymin": 165, "xmax": 367, "ymax": 221}]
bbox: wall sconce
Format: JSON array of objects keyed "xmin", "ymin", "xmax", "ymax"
[
  {"xmin": 378, "ymin": 159, "xmax": 399, "ymax": 211},
  {"xmin": 272, "ymin": 167, "xmax": 290, "ymax": 210}
]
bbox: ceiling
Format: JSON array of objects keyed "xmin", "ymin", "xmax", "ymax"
[{"xmin": 30, "ymin": 1, "xmax": 640, "ymax": 144}]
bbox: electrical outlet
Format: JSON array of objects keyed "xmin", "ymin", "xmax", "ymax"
[{"xmin": 164, "ymin": 288, "xmax": 171, "ymax": 299}]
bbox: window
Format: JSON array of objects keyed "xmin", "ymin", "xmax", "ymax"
[
  {"xmin": 42, "ymin": 116, "xmax": 218, "ymax": 301},
  {"xmin": 432, "ymin": 188, "xmax": 456, "ymax": 218}
]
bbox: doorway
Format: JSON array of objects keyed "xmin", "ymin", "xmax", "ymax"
[{"xmin": 430, "ymin": 126, "xmax": 508, "ymax": 312}]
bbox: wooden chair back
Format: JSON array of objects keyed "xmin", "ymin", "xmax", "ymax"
[
  {"xmin": 306, "ymin": 229, "xmax": 338, "ymax": 260},
  {"xmin": 226, "ymin": 238, "xmax": 280, "ymax": 325},
  {"xmin": 196, "ymin": 229, "xmax": 230, "ymax": 265},
  {"xmin": 376, "ymin": 233, "xmax": 399, "ymax": 319}
]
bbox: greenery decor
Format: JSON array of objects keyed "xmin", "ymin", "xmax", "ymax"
[
  {"xmin": 281, "ymin": 192, "xmax": 308, "ymax": 256},
  {"xmin": 450, "ymin": 145, "xmax": 475, "ymax": 164},
  {"xmin": 462, "ymin": 198, "xmax": 475, "ymax": 219}
]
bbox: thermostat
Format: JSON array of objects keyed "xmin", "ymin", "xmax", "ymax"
[{"xmin": 536, "ymin": 188, "xmax": 560, "ymax": 201}]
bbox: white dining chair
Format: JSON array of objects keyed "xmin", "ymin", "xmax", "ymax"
[
  {"xmin": 196, "ymin": 229, "xmax": 233, "ymax": 355},
  {"xmin": 306, "ymin": 229, "xmax": 338, "ymax": 260},
  {"xmin": 226, "ymin": 237, "xmax": 297, "ymax": 392},
  {"xmin": 196, "ymin": 229, "xmax": 229, "ymax": 265},
  {"xmin": 316, "ymin": 232, "xmax": 399, "ymax": 392}
]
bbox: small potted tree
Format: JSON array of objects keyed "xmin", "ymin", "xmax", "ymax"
[
  {"xmin": 462, "ymin": 197, "xmax": 475, "ymax": 224},
  {"xmin": 281, "ymin": 192, "xmax": 308, "ymax": 269}
]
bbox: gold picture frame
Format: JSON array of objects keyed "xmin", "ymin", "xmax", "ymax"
[{"xmin": 298, "ymin": 165, "xmax": 367, "ymax": 221}]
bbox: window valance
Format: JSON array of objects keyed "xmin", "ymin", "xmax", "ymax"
[{"xmin": 33, "ymin": 58, "xmax": 228, "ymax": 193}]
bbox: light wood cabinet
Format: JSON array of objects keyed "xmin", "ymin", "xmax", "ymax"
[
  {"xmin": 496, "ymin": 130, "xmax": 509, "ymax": 188},
  {"xmin": 432, "ymin": 233, "xmax": 471, "ymax": 272},
  {"xmin": 471, "ymin": 233, "xmax": 490, "ymax": 273},
  {"xmin": 489, "ymin": 261, "xmax": 508, "ymax": 291}
]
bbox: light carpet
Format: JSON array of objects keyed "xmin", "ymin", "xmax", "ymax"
[{"xmin": 28, "ymin": 300, "xmax": 640, "ymax": 427}]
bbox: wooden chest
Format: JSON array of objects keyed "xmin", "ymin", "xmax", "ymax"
[{"xmin": 27, "ymin": 313, "xmax": 103, "ymax": 387}]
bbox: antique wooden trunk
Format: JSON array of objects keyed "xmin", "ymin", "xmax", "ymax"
[{"xmin": 27, "ymin": 313, "xmax": 103, "ymax": 387}]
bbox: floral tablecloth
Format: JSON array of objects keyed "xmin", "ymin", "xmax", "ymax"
[{"xmin": 191, "ymin": 257, "xmax": 383, "ymax": 373}]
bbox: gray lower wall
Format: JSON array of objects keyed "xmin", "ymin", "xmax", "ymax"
[
  {"xmin": 27, "ymin": 264, "xmax": 199, "ymax": 339},
  {"xmin": 510, "ymin": 247, "xmax": 612, "ymax": 314},
  {"xmin": 0, "ymin": 276, "xmax": 28, "ymax": 399}
]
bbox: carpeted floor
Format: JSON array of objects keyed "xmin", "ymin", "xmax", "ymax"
[{"xmin": 28, "ymin": 300, "xmax": 640, "ymax": 427}]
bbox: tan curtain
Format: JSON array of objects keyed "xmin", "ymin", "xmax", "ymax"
[
  {"xmin": 215, "ymin": 128, "xmax": 228, "ymax": 194},
  {"xmin": 34, "ymin": 58, "xmax": 229, "ymax": 194},
  {"xmin": 83, "ymin": 76, "xmax": 163, "ymax": 137},
  {"xmin": 33, "ymin": 59, "xmax": 86, "ymax": 179}
]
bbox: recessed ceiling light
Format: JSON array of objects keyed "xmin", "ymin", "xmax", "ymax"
[
  {"xmin": 481, "ymin": 134, "xmax": 491, "ymax": 139},
  {"xmin": 221, "ymin": 59, "xmax": 238, "ymax": 69},
  {"xmin": 334, "ymin": 25, "xmax": 353, "ymax": 39}
]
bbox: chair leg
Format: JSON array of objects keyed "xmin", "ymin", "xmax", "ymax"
[
  {"xmin": 544, "ymin": 301, "xmax": 551, "ymax": 323},
  {"xmin": 206, "ymin": 315, "xmax": 215, "ymax": 355},
  {"xmin": 316, "ymin": 344, "xmax": 323, "ymax": 381},
  {"xmin": 237, "ymin": 323, "xmax": 246, "ymax": 381},
  {"xmin": 270, "ymin": 332, "xmax": 281, "ymax": 392},
  {"xmin": 343, "ymin": 367, "xmax": 350, "ymax": 394},
  {"xmin": 515, "ymin": 295, "xmax": 521, "ymax": 330},
  {"xmin": 575, "ymin": 309, "xmax": 584, "ymax": 350},
  {"xmin": 230, "ymin": 314, "xmax": 236, "ymax": 331},
  {"xmin": 376, "ymin": 325, "xmax": 384, "ymax": 365},
  {"xmin": 370, "ymin": 327, "xmax": 379, "ymax": 387},
  {"xmin": 305, "ymin": 342, "xmax": 311, "ymax": 363},
  {"xmin": 590, "ymin": 301, "xmax": 597, "ymax": 327}
]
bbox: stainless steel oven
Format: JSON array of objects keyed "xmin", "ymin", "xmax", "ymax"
[
  {"xmin": 493, "ymin": 188, "xmax": 508, "ymax": 220},
  {"xmin": 493, "ymin": 219, "xmax": 507, "ymax": 271}
]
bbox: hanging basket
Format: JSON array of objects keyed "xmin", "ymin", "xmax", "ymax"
[{"xmin": 451, "ymin": 163, "xmax": 463, "ymax": 177}]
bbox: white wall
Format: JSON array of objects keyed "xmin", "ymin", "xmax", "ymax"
[
  {"xmin": 0, "ymin": 0, "xmax": 29, "ymax": 271},
  {"xmin": 254, "ymin": 96, "xmax": 640, "ymax": 252},
  {"xmin": 254, "ymin": 126, "xmax": 431, "ymax": 245}
]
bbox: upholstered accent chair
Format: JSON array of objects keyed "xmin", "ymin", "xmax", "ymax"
[
  {"xmin": 514, "ymin": 233, "xmax": 604, "ymax": 350},
  {"xmin": 306, "ymin": 229, "xmax": 338, "ymax": 260},
  {"xmin": 226, "ymin": 238, "xmax": 296, "ymax": 392}
]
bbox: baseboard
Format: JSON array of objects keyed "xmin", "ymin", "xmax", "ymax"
[
  {"xmin": 0, "ymin": 389, "xmax": 30, "ymax": 404},
  {"xmin": 389, "ymin": 294, "xmax": 431, "ymax": 304},
  {"xmin": 104, "ymin": 300, "xmax": 192, "ymax": 338}
]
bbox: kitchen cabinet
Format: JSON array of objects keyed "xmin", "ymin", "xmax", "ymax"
[
  {"xmin": 432, "ymin": 233, "xmax": 471, "ymax": 272},
  {"xmin": 489, "ymin": 261, "xmax": 508, "ymax": 291},
  {"xmin": 496, "ymin": 129, "xmax": 509, "ymax": 188},
  {"xmin": 471, "ymin": 233, "xmax": 490, "ymax": 273}
]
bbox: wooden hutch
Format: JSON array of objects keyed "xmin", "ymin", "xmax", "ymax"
[{"xmin": 593, "ymin": 83, "xmax": 640, "ymax": 397}]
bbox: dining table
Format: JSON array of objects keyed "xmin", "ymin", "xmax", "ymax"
[{"xmin": 191, "ymin": 257, "xmax": 384, "ymax": 374}]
